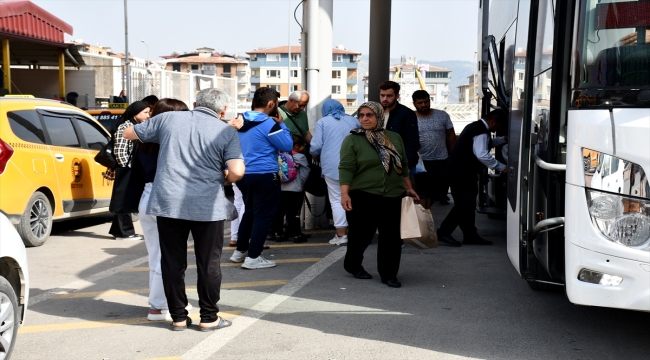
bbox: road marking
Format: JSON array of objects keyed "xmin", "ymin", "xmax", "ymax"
[
  {"xmin": 29, "ymin": 240, "xmax": 195, "ymax": 307},
  {"xmin": 124, "ymin": 258, "xmax": 322, "ymax": 272},
  {"xmin": 50, "ymin": 280, "xmax": 289, "ymax": 299},
  {"xmin": 203, "ymin": 243, "xmax": 334, "ymax": 252},
  {"xmin": 18, "ymin": 310, "xmax": 244, "ymax": 334},
  {"xmin": 181, "ymin": 247, "xmax": 347, "ymax": 360}
]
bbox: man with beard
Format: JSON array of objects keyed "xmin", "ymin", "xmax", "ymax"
[
  {"xmin": 412, "ymin": 90, "xmax": 456, "ymax": 209},
  {"xmin": 279, "ymin": 90, "xmax": 312, "ymax": 143},
  {"xmin": 230, "ymin": 87, "xmax": 294, "ymax": 269},
  {"xmin": 378, "ymin": 81, "xmax": 419, "ymax": 176}
]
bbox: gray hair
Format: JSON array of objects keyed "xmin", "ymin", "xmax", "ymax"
[
  {"xmin": 289, "ymin": 90, "xmax": 310, "ymax": 102},
  {"xmin": 196, "ymin": 88, "xmax": 230, "ymax": 113}
]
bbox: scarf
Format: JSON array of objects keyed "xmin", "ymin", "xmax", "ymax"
[
  {"xmin": 321, "ymin": 99, "xmax": 346, "ymax": 120},
  {"xmin": 351, "ymin": 101, "xmax": 403, "ymax": 174}
]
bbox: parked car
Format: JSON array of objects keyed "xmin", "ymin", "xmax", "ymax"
[
  {"xmin": 85, "ymin": 108, "xmax": 125, "ymax": 133},
  {"xmin": 0, "ymin": 212, "xmax": 29, "ymax": 359},
  {"xmin": 0, "ymin": 97, "xmax": 113, "ymax": 246}
]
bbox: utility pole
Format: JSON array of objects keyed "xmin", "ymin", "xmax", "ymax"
[
  {"xmin": 141, "ymin": 39, "xmax": 150, "ymax": 69},
  {"xmin": 368, "ymin": 0, "xmax": 392, "ymax": 102},
  {"xmin": 124, "ymin": 0, "xmax": 131, "ymax": 103},
  {"xmin": 287, "ymin": 0, "xmax": 291, "ymax": 98}
]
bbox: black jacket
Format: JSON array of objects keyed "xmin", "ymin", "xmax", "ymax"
[
  {"xmin": 385, "ymin": 103, "xmax": 419, "ymax": 168},
  {"xmin": 447, "ymin": 120, "xmax": 490, "ymax": 176}
]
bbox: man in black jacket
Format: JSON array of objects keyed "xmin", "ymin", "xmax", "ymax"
[
  {"xmin": 438, "ymin": 110, "xmax": 508, "ymax": 246},
  {"xmin": 378, "ymin": 81, "xmax": 419, "ymax": 174}
]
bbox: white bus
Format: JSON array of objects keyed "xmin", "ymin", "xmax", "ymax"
[{"xmin": 478, "ymin": 0, "xmax": 650, "ymax": 310}]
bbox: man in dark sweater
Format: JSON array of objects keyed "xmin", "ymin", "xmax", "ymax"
[
  {"xmin": 378, "ymin": 81, "xmax": 419, "ymax": 175},
  {"xmin": 438, "ymin": 110, "xmax": 508, "ymax": 246}
]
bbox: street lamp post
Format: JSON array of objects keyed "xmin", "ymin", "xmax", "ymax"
[
  {"xmin": 124, "ymin": 0, "xmax": 131, "ymax": 103},
  {"xmin": 141, "ymin": 39, "xmax": 150, "ymax": 69}
]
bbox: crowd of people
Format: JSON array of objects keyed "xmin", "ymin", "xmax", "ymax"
[{"xmin": 107, "ymin": 80, "xmax": 507, "ymax": 330}]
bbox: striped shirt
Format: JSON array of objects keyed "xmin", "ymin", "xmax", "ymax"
[{"xmin": 310, "ymin": 114, "xmax": 361, "ymax": 180}]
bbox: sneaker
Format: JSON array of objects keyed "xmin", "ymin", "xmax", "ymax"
[
  {"xmin": 115, "ymin": 234, "xmax": 143, "ymax": 241},
  {"xmin": 329, "ymin": 235, "xmax": 348, "ymax": 246},
  {"xmin": 229, "ymin": 250, "xmax": 247, "ymax": 263},
  {"xmin": 241, "ymin": 255, "xmax": 277, "ymax": 269},
  {"xmin": 147, "ymin": 309, "xmax": 172, "ymax": 321},
  {"xmin": 185, "ymin": 303, "xmax": 193, "ymax": 311}
]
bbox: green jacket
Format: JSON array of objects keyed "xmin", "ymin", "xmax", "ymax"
[
  {"xmin": 279, "ymin": 106, "xmax": 309, "ymax": 138},
  {"xmin": 339, "ymin": 130, "xmax": 409, "ymax": 197}
]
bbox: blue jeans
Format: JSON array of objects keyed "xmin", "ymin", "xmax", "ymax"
[{"xmin": 236, "ymin": 173, "xmax": 281, "ymax": 258}]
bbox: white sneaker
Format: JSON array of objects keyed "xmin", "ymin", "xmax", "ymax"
[
  {"xmin": 147, "ymin": 309, "xmax": 172, "ymax": 321},
  {"xmin": 329, "ymin": 235, "xmax": 348, "ymax": 246},
  {"xmin": 241, "ymin": 256, "xmax": 277, "ymax": 269},
  {"xmin": 115, "ymin": 234, "xmax": 143, "ymax": 241},
  {"xmin": 229, "ymin": 250, "xmax": 247, "ymax": 263}
]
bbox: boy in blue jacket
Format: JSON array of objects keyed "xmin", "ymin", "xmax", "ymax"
[{"xmin": 230, "ymin": 88, "xmax": 294, "ymax": 270}]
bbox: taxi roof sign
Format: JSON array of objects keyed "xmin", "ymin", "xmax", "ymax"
[{"xmin": 108, "ymin": 103, "xmax": 129, "ymax": 109}]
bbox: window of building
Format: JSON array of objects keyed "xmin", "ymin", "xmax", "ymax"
[
  {"xmin": 191, "ymin": 64, "xmax": 199, "ymax": 70},
  {"xmin": 291, "ymin": 85, "xmax": 299, "ymax": 92},
  {"xmin": 267, "ymin": 85, "xmax": 281, "ymax": 92},
  {"xmin": 42, "ymin": 116, "xmax": 80, "ymax": 147},
  {"xmin": 267, "ymin": 70, "xmax": 281, "ymax": 78},
  {"xmin": 75, "ymin": 117, "xmax": 109, "ymax": 150},
  {"xmin": 202, "ymin": 64, "xmax": 215, "ymax": 71},
  {"xmin": 518, "ymin": 72, "xmax": 524, "ymax": 80},
  {"xmin": 172, "ymin": 63, "xmax": 181, "ymax": 72},
  {"xmin": 7, "ymin": 110, "xmax": 46, "ymax": 144},
  {"xmin": 425, "ymin": 71, "xmax": 449, "ymax": 78},
  {"xmin": 518, "ymin": 57, "xmax": 525, "ymax": 65},
  {"xmin": 332, "ymin": 70, "xmax": 341, "ymax": 79},
  {"xmin": 222, "ymin": 64, "xmax": 231, "ymax": 74},
  {"xmin": 291, "ymin": 54, "xmax": 300, "ymax": 62},
  {"xmin": 250, "ymin": 85, "xmax": 257, "ymax": 91},
  {"xmin": 267, "ymin": 54, "xmax": 281, "ymax": 62},
  {"xmin": 250, "ymin": 54, "xmax": 258, "ymax": 61},
  {"xmin": 332, "ymin": 54, "xmax": 342, "ymax": 62},
  {"xmin": 251, "ymin": 70, "xmax": 257, "ymax": 76},
  {"xmin": 291, "ymin": 70, "xmax": 298, "ymax": 78},
  {"xmin": 332, "ymin": 85, "xmax": 341, "ymax": 94}
]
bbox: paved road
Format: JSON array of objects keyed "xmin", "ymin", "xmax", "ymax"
[{"xmin": 12, "ymin": 204, "xmax": 650, "ymax": 359}]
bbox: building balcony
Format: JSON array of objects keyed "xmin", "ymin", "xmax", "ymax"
[
  {"xmin": 250, "ymin": 77, "xmax": 260, "ymax": 83},
  {"xmin": 237, "ymin": 70, "xmax": 247, "ymax": 76},
  {"xmin": 346, "ymin": 93, "xmax": 358, "ymax": 100},
  {"xmin": 237, "ymin": 93, "xmax": 248, "ymax": 98},
  {"xmin": 346, "ymin": 78, "xmax": 357, "ymax": 85},
  {"xmin": 222, "ymin": 72, "xmax": 232, "ymax": 78}
]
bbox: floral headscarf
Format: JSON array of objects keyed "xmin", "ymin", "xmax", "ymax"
[{"xmin": 351, "ymin": 101, "xmax": 403, "ymax": 174}]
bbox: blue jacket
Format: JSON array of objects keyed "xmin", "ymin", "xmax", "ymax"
[{"xmin": 237, "ymin": 111, "xmax": 293, "ymax": 174}]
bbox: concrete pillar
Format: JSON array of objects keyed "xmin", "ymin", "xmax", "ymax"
[
  {"xmin": 367, "ymin": 0, "xmax": 392, "ymax": 102},
  {"xmin": 2, "ymin": 38, "xmax": 10, "ymax": 94},
  {"xmin": 58, "ymin": 49, "xmax": 66, "ymax": 98}
]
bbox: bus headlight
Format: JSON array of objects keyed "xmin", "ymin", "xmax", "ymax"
[{"xmin": 587, "ymin": 190, "xmax": 650, "ymax": 250}]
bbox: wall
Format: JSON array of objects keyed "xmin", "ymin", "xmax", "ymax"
[{"xmin": 11, "ymin": 69, "xmax": 95, "ymax": 106}]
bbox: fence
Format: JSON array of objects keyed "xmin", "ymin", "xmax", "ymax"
[{"xmin": 130, "ymin": 69, "xmax": 238, "ymax": 117}]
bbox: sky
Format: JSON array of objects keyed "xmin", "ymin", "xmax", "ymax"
[{"xmin": 32, "ymin": 0, "xmax": 479, "ymax": 62}]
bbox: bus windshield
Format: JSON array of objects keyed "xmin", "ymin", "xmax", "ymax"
[{"xmin": 577, "ymin": 0, "xmax": 650, "ymax": 89}]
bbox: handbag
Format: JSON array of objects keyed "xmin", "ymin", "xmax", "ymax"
[
  {"xmin": 400, "ymin": 197, "xmax": 438, "ymax": 249},
  {"xmin": 94, "ymin": 138, "xmax": 117, "ymax": 169},
  {"xmin": 109, "ymin": 147, "xmax": 145, "ymax": 214},
  {"xmin": 224, "ymin": 199, "xmax": 238, "ymax": 221}
]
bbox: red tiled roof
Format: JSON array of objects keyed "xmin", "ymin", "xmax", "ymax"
[
  {"xmin": 0, "ymin": 0, "xmax": 73, "ymax": 44},
  {"xmin": 165, "ymin": 56, "xmax": 246, "ymax": 64},
  {"xmin": 246, "ymin": 45, "xmax": 361, "ymax": 55}
]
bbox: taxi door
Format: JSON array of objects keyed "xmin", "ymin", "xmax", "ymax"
[
  {"xmin": 40, "ymin": 112, "xmax": 95, "ymax": 214},
  {"xmin": 73, "ymin": 115, "xmax": 114, "ymax": 209}
]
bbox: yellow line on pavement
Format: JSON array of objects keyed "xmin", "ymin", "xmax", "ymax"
[
  {"xmin": 212, "ymin": 243, "xmax": 334, "ymax": 252},
  {"xmin": 125, "ymin": 258, "xmax": 322, "ymax": 272},
  {"xmin": 49, "ymin": 280, "xmax": 289, "ymax": 299},
  {"xmin": 18, "ymin": 310, "xmax": 243, "ymax": 334}
]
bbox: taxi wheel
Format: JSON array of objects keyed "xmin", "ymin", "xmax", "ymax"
[
  {"xmin": 0, "ymin": 276, "xmax": 19, "ymax": 360},
  {"xmin": 17, "ymin": 191, "xmax": 53, "ymax": 247}
]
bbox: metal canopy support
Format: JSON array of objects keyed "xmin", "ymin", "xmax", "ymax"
[
  {"xmin": 58, "ymin": 49, "xmax": 66, "ymax": 97},
  {"xmin": 2, "ymin": 38, "xmax": 10, "ymax": 94},
  {"xmin": 367, "ymin": 0, "xmax": 392, "ymax": 102}
]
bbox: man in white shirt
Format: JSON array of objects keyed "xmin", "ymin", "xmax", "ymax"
[{"xmin": 437, "ymin": 110, "xmax": 507, "ymax": 246}]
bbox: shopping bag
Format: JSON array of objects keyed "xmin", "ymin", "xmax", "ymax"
[
  {"xmin": 400, "ymin": 197, "xmax": 438, "ymax": 249},
  {"xmin": 415, "ymin": 154, "xmax": 427, "ymax": 174}
]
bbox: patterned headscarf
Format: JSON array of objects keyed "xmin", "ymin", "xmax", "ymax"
[{"xmin": 351, "ymin": 101, "xmax": 403, "ymax": 174}]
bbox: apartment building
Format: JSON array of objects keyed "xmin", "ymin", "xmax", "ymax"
[
  {"xmin": 246, "ymin": 45, "xmax": 361, "ymax": 106},
  {"xmin": 163, "ymin": 47, "xmax": 251, "ymax": 107}
]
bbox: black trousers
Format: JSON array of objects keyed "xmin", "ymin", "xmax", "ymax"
[
  {"xmin": 157, "ymin": 217, "xmax": 224, "ymax": 323},
  {"xmin": 414, "ymin": 159, "xmax": 449, "ymax": 201},
  {"xmin": 108, "ymin": 213, "xmax": 135, "ymax": 238},
  {"xmin": 344, "ymin": 190, "xmax": 403, "ymax": 280},
  {"xmin": 439, "ymin": 171, "xmax": 479, "ymax": 239},
  {"xmin": 236, "ymin": 173, "xmax": 281, "ymax": 258},
  {"xmin": 273, "ymin": 191, "xmax": 305, "ymax": 237}
]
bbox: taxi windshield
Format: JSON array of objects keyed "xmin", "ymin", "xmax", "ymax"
[{"xmin": 577, "ymin": 0, "xmax": 650, "ymax": 89}]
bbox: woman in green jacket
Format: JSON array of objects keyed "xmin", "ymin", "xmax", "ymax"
[{"xmin": 339, "ymin": 101, "xmax": 419, "ymax": 288}]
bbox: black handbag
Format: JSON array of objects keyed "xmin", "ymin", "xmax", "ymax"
[
  {"xmin": 109, "ymin": 147, "xmax": 144, "ymax": 214},
  {"xmin": 94, "ymin": 138, "xmax": 117, "ymax": 169}
]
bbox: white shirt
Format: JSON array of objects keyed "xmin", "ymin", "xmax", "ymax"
[{"xmin": 472, "ymin": 119, "xmax": 507, "ymax": 172}]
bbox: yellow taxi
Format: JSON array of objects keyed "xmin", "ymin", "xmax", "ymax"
[
  {"xmin": 85, "ymin": 103, "xmax": 127, "ymax": 132},
  {"xmin": 0, "ymin": 97, "xmax": 114, "ymax": 246}
]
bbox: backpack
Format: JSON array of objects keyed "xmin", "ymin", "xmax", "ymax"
[{"xmin": 278, "ymin": 152, "xmax": 299, "ymax": 183}]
